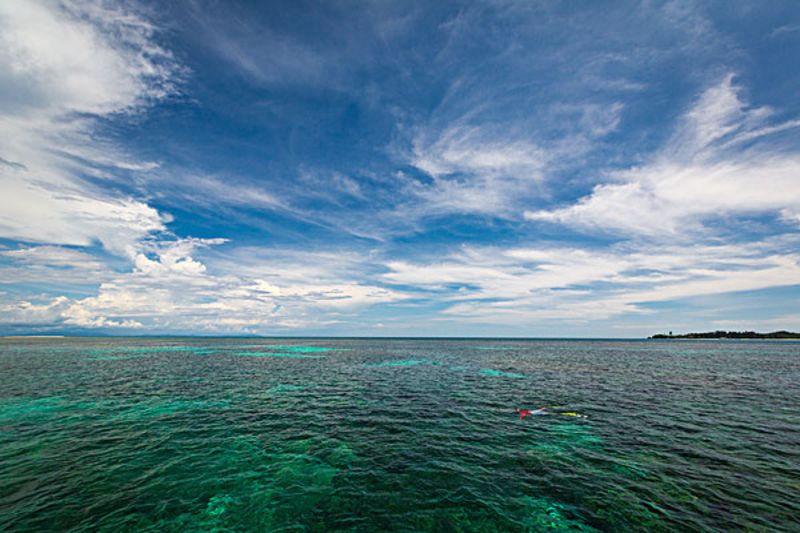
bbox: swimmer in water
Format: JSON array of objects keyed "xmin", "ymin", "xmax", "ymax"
[
  {"xmin": 516, "ymin": 408, "xmax": 548, "ymax": 418},
  {"xmin": 516, "ymin": 407, "xmax": 587, "ymax": 419}
]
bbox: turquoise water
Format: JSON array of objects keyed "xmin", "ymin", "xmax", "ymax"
[{"xmin": 1, "ymin": 338, "xmax": 799, "ymax": 532}]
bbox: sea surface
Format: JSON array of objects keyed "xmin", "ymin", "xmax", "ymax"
[{"xmin": 1, "ymin": 338, "xmax": 798, "ymax": 532}]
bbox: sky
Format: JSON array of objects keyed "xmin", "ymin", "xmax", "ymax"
[{"xmin": 1, "ymin": 0, "xmax": 800, "ymax": 337}]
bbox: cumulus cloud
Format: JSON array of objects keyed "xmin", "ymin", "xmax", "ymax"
[
  {"xmin": 0, "ymin": 296, "xmax": 72, "ymax": 326},
  {"xmin": 133, "ymin": 238, "xmax": 228, "ymax": 277},
  {"xmin": 0, "ymin": 0, "xmax": 181, "ymax": 255},
  {"xmin": 1, "ymin": 240, "xmax": 408, "ymax": 333},
  {"xmin": 525, "ymin": 74, "xmax": 800, "ymax": 236}
]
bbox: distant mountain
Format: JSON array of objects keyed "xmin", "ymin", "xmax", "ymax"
[{"xmin": 649, "ymin": 330, "xmax": 800, "ymax": 339}]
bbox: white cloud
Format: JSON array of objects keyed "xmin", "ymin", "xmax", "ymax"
[
  {"xmin": 153, "ymin": 174, "xmax": 285, "ymax": 212},
  {"xmin": 408, "ymin": 124, "xmax": 549, "ymax": 215},
  {"xmin": 0, "ymin": 0, "xmax": 181, "ymax": 255},
  {"xmin": 770, "ymin": 24, "xmax": 800, "ymax": 38},
  {"xmin": 1, "ymin": 245, "xmax": 106, "ymax": 269},
  {"xmin": 4, "ymin": 236, "xmax": 798, "ymax": 333},
  {"xmin": 0, "ymin": 296, "xmax": 72, "ymax": 326},
  {"xmin": 133, "ymin": 238, "xmax": 228, "ymax": 277},
  {"xmin": 0, "ymin": 176, "xmax": 166, "ymax": 256},
  {"xmin": 1, "ymin": 241, "xmax": 409, "ymax": 333},
  {"xmin": 525, "ymin": 74, "xmax": 800, "ymax": 236},
  {"xmin": 413, "ymin": 124, "xmax": 547, "ymax": 181},
  {"xmin": 63, "ymin": 299, "xmax": 144, "ymax": 329},
  {"xmin": 0, "ymin": 244, "xmax": 116, "ymax": 286},
  {"xmin": 381, "ymin": 239, "xmax": 800, "ymax": 325}
]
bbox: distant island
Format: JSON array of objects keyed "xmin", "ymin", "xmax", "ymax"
[{"xmin": 649, "ymin": 330, "xmax": 800, "ymax": 339}]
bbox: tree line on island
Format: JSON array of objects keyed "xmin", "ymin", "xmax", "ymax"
[{"xmin": 649, "ymin": 330, "xmax": 800, "ymax": 339}]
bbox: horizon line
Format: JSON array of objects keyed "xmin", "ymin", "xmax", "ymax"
[{"xmin": 3, "ymin": 334, "xmax": 799, "ymax": 341}]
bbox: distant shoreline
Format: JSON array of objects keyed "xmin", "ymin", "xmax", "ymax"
[{"xmin": 649, "ymin": 330, "xmax": 800, "ymax": 340}]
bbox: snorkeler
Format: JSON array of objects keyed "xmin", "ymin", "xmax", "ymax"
[
  {"xmin": 516, "ymin": 407, "xmax": 587, "ymax": 419},
  {"xmin": 516, "ymin": 408, "xmax": 547, "ymax": 418}
]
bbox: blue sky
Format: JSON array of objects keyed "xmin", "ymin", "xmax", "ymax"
[{"xmin": 1, "ymin": 0, "xmax": 799, "ymax": 336}]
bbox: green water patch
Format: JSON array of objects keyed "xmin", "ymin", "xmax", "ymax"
[
  {"xmin": 590, "ymin": 487, "xmax": 669, "ymax": 531},
  {"xmin": 366, "ymin": 359, "xmax": 432, "ymax": 367},
  {"xmin": 547, "ymin": 422, "xmax": 601, "ymax": 446},
  {"xmin": 524, "ymin": 422, "xmax": 602, "ymax": 463},
  {"xmin": 111, "ymin": 399, "xmax": 231, "ymax": 422},
  {"xmin": 516, "ymin": 430, "xmax": 669, "ymax": 530},
  {"xmin": 610, "ymin": 458, "xmax": 649, "ymax": 480},
  {"xmin": 258, "ymin": 345, "xmax": 339, "ymax": 353},
  {"xmin": 166, "ymin": 436, "xmax": 352, "ymax": 530},
  {"xmin": 0, "ymin": 396, "xmax": 99, "ymax": 424},
  {"xmin": 277, "ymin": 436, "xmax": 360, "ymax": 470},
  {"xmin": 81, "ymin": 346, "xmax": 222, "ymax": 360},
  {"xmin": 399, "ymin": 506, "xmax": 511, "ymax": 532},
  {"xmin": 117, "ymin": 490, "xmax": 247, "ymax": 531},
  {"xmin": 324, "ymin": 442, "xmax": 358, "ymax": 469},
  {"xmin": 214, "ymin": 344, "xmax": 339, "ymax": 353},
  {"xmin": 401, "ymin": 497, "xmax": 599, "ymax": 532},
  {"xmin": 480, "ymin": 368, "xmax": 526, "ymax": 378},
  {"xmin": 516, "ymin": 496, "xmax": 600, "ymax": 531},
  {"xmin": 0, "ymin": 397, "xmax": 68, "ymax": 423},
  {"xmin": 204, "ymin": 493, "xmax": 235, "ymax": 522},
  {"xmin": 270, "ymin": 451, "xmax": 339, "ymax": 493},
  {"xmin": 233, "ymin": 351, "xmax": 324, "ymax": 359},
  {"xmin": 135, "ymin": 346, "xmax": 212, "ymax": 353},
  {"xmin": 86, "ymin": 346, "xmax": 212, "ymax": 355}
]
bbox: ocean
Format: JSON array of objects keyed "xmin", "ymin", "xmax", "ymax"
[{"xmin": 1, "ymin": 338, "xmax": 798, "ymax": 532}]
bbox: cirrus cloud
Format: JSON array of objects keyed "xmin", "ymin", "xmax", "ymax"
[{"xmin": 525, "ymin": 74, "xmax": 800, "ymax": 237}]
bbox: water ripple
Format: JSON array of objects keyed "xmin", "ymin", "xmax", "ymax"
[{"xmin": 1, "ymin": 338, "xmax": 798, "ymax": 531}]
